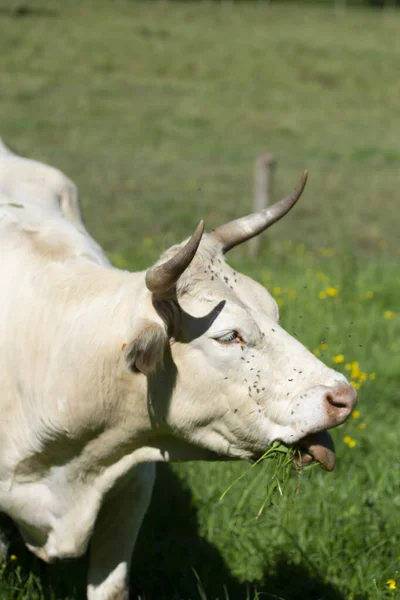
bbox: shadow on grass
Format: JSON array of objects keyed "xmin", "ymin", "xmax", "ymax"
[
  {"xmin": 132, "ymin": 464, "xmax": 356, "ymax": 600},
  {"xmin": 0, "ymin": 465, "xmax": 364, "ymax": 600},
  {"xmin": 0, "ymin": 512, "xmax": 87, "ymax": 600}
]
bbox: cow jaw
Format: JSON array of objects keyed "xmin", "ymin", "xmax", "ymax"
[{"xmin": 291, "ymin": 430, "xmax": 336, "ymax": 471}]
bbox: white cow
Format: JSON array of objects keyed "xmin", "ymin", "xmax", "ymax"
[{"xmin": 0, "ymin": 141, "xmax": 356, "ymax": 600}]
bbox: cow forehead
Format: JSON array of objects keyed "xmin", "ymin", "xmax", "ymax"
[
  {"xmin": 230, "ymin": 269, "xmax": 279, "ymax": 322},
  {"xmin": 176, "ymin": 244, "xmax": 279, "ymax": 324}
]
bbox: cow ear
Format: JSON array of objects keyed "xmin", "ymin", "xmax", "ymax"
[{"xmin": 124, "ymin": 320, "xmax": 168, "ymax": 376}]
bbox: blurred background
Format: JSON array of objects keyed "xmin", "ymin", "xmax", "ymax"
[{"xmin": 0, "ymin": 1, "xmax": 399, "ymax": 599}]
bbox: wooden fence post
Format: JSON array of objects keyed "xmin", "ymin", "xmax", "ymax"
[{"xmin": 249, "ymin": 152, "xmax": 276, "ymax": 258}]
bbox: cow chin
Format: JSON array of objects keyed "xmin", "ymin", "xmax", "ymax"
[{"xmin": 291, "ymin": 430, "xmax": 336, "ymax": 471}]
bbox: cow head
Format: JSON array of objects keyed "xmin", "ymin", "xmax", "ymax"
[{"xmin": 125, "ymin": 171, "xmax": 357, "ymax": 471}]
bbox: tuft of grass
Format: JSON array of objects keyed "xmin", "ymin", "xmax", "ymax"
[{"xmin": 220, "ymin": 442, "xmax": 301, "ymax": 520}]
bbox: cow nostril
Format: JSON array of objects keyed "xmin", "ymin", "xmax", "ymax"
[{"xmin": 325, "ymin": 391, "xmax": 347, "ymax": 410}]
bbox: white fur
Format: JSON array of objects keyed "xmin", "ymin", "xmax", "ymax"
[{"xmin": 0, "ymin": 144, "xmax": 354, "ymax": 599}]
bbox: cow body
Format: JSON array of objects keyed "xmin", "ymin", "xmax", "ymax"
[{"xmin": 0, "ymin": 142, "xmax": 356, "ymax": 599}]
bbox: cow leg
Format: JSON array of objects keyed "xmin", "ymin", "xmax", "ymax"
[{"xmin": 87, "ymin": 463, "xmax": 156, "ymax": 600}]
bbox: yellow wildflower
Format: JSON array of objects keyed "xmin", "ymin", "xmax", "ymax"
[
  {"xmin": 369, "ymin": 373, "xmax": 376, "ymax": 380},
  {"xmin": 319, "ymin": 247, "xmax": 335, "ymax": 257},
  {"xmin": 344, "ymin": 436, "xmax": 356, "ymax": 448},
  {"xmin": 365, "ymin": 291, "xmax": 374, "ymax": 299},
  {"xmin": 333, "ymin": 354, "xmax": 345, "ymax": 364},
  {"xmin": 260, "ymin": 270, "xmax": 271, "ymax": 285},
  {"xmin": 319, "ymin": 291, "xmax": 327, "ymax": 300},
  {"xmin": 345, "ymin": 363, "xmax": 352, "ymax": 371},
  {"xmin": 320, "ymin": 343, "xmax": 328, "ymax": 351},
  {"xmin": 10, "ymin": 555, "xmax": 17, "ymax": 561},
  {"xmin": 359, "ymin": 423, "xmax": 366, "ymax": 431},
  {"xmin": 316, "ymin": 272, "xmax": 327, "ymax": 282},
  {"xmin": 351, "ymin": 381, "xmax": 360, "ymax": 390},
  {"xmin": 143, "ymin": 236, "xmax": 153, "ymax": 248},
  {"xmin": 326, "ymin": 287, "xmax": 339, "ymax": 297},
  {"xmin": 313, "ymin": 348, "xmax": 320, "ymax": 357},
  {"xmin": 384, "ymin": 311, "xmax": 395, "ymax": 320},
  {"xmin": 352, "ymin": 410, "xmax": 360, "ymax": 419},
  {"xmin": 386, "ymin": 579, "xmax": 396, "ymax": 590},
  {"xmin": 273, "ymin": 286, "xmax": 281, "ymax": 296},
  {"xmin": 350, "ymin": 362, "xmax": 361, "ymax": 379},
  {"xmin": 108, "ymin": 253, "xmax": 128, "ymax": 269}
]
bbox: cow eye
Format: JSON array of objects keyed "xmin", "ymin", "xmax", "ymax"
[{"xmin": 215, "ymin": 331, "xmax": 244, "ymax": 345}]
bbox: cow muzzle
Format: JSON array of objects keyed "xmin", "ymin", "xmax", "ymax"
[
  {"xmin": 324, "ymin": 382, "xmax": 358, "ymax": 427},
  {"xmin": 292, "ymin": 382, "xmax": 357, "ymax": 471}
]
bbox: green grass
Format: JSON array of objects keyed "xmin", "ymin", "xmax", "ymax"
[{"xmin": 0, "ymin": 0, "xmax": 400, "ymax": 598}]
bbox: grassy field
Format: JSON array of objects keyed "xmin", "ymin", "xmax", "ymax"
[{"xmin": 0, "ymin": 0, "xmax": 400, "ymax": 598}]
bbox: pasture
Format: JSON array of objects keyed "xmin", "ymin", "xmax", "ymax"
[{"xmin": 0, "ymin": 0, "xmax": 399, "ymax": 598}]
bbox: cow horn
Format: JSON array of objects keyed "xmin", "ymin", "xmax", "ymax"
[
  {"xmin": 211, "ymin": 170, "xmax": 308, "ymax": 253},
  {"xmin": 145, "ymin": 220, "xmax": 205, "ymax": 295}
]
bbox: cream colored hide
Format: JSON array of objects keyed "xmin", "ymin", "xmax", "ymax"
[
  {"xmin": 0, "ymin": 139, "xmax": 105, "ymax": 265},
  {"xmin": 0, "ymin": 143, "xmax": 356, "ymax": 600}
]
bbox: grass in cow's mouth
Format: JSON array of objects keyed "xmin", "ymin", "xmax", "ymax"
[{"xmin": 219, "ymin": 442, "xmax": 318, "ymax": 519}]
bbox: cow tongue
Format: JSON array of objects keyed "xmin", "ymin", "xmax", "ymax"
[{"xmin": 294, "ymin": 431, "xmax": 336, "ymax": 471}]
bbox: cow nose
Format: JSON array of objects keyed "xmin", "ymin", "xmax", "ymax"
[{"xmin": 324, "ymin": 383, "xmax": 358, "ymax": 425}]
